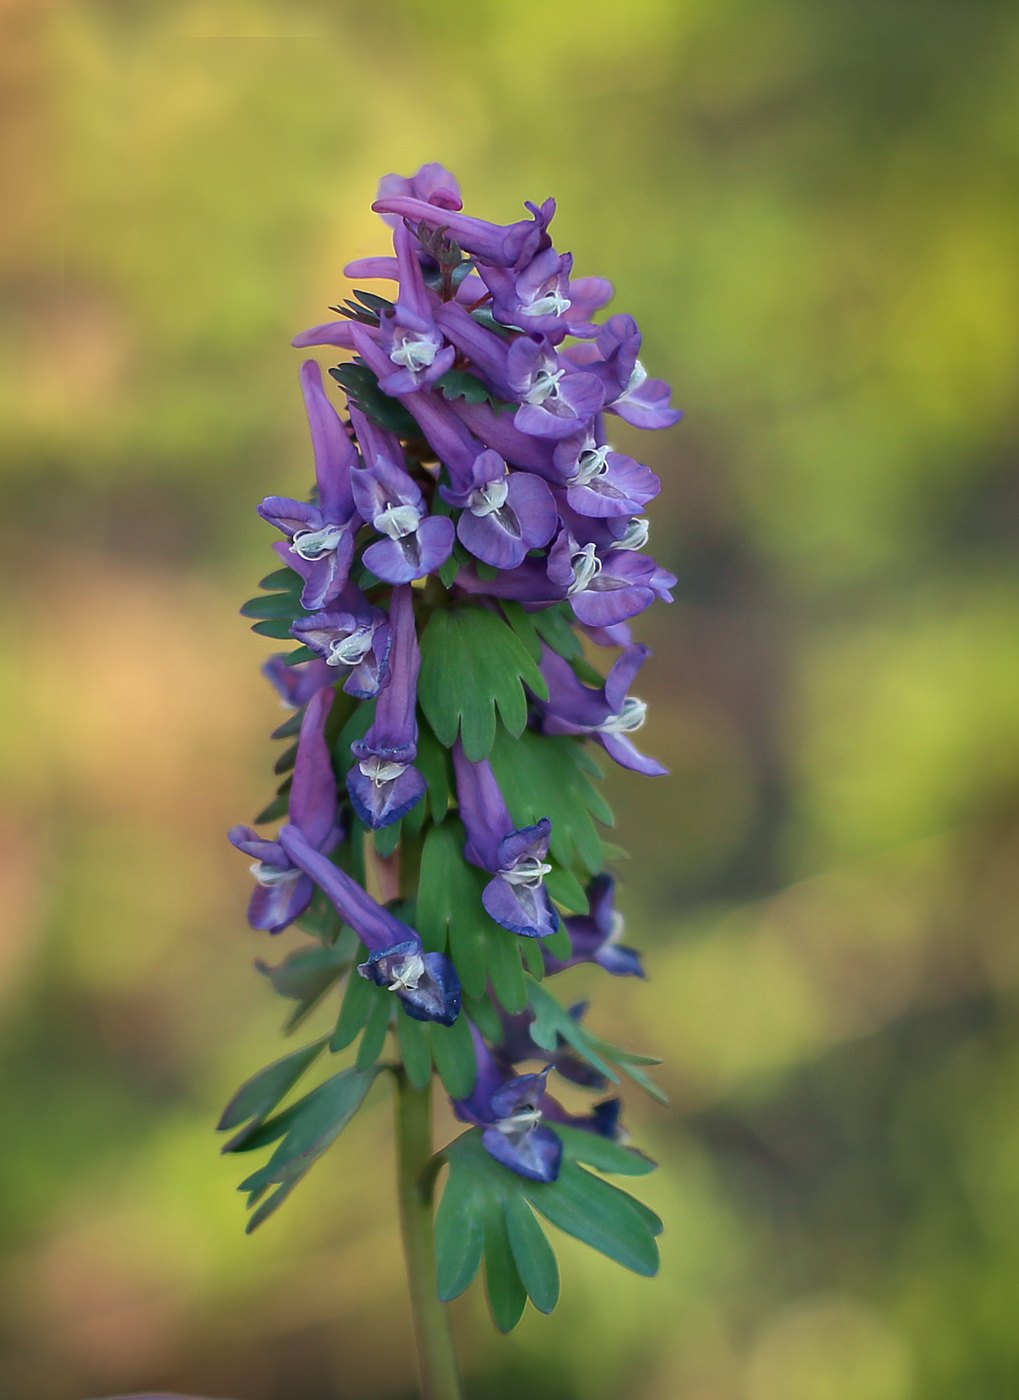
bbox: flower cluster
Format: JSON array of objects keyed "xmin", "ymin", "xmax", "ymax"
[{"xmin": 224, "ymin": 165, "xmax": 676, "ymax": 1242}]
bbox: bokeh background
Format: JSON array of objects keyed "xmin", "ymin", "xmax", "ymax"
[{"xmin": 2, "ymin": 0, "xmax": 1019, "ymax": 1396}]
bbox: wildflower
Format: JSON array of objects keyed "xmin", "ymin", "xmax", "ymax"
[
  {"xmin": 536, "ymin": 644, "xmax": 667, "ymax": 777},
  {"xmin": 371, "ymin": 192, "xmax": 556, "ymax": 269},
  {"xmin": 290, "ymin": 585, "xmax": 392, "ymax": 698},
  {"xmin": 375, "ymin": 224, "xmax": 456, "ymax": 395},
  {"xmin": 543, "ymin": 875, "xmax": 645, "ymax": 978},
  {"xmin": 453, "ymin": 1027, "xmax": 563, "ymax": 1181}
]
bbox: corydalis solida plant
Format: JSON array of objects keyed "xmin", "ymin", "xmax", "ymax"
[{"xmin": 223, "ymin": 164, "xmax": 679, "ymax": 1393}]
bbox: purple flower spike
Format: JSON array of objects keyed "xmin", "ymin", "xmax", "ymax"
[
  {"xmin": 543, "ymin": 874, "xmax": 645, "ymax": 979},
  {"xmin": 263, "ymin": 653, "xmax": 334, "ymax": 708},
  {"xmin": 439, "ymin": 449, "xmax": 557, "ymax": 570},
  {"xmin": 452, "ymin": 742, "xmax": 559, "ymax": 939},
  {"xmin": 290, "ymin": 586, "xmax": 392, "ymax": 699},
  {"xmin": 278, "ymin": 825, "xmax": 461, "ymax": 1026},
  {"xmin": 347, "ymin": 585, "xmax": 427, "ymax": 829},
  {"xmin": 372, "ymin": 193, "xmax": 555, "ymax": 270},
  {"xmin": 537, "ymin": 644, "xmax": 668, "ymax": 777},
  {"xmin": 348, "ymin": 403, "xmax": 455, "ymax": 583},
  {"xmin": 506, "ymin": 333, "xmax": 605, "ymax": 441},
  {"xmin": 554, "ymin": 425, "xmax": 661, "ymax": 519},
  {"xmin": 228, "ymin": 687, "xmax": 343, "ymax": 933},
  {"xmin": 375, "ymin": 224, "xmax": 457, "ymax": 395},
  {"xmin": 257, "ymin": 362, "xmax": 359, "ymax": 609},
  {"xmin": 454, "ymin": 1027, "xmax": 563, "ymax": 1182}
]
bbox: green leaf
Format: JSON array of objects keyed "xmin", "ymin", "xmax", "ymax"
[
  {"xmin": 464, "ymin": 992, "xmax": 503, "ymax": 1042},
  {"xmin": 374, "ymin": 819, "xmax": 402, "ymax": 859},
  {"xmin": 600, "ymin": 841, "xmax": 631, "ymax": 862},
  {"xmin": 486, "ymin": 925, "xmax": 528, "ymax": 1014},
  {"xmin": 241, "ymin": 593, "xmax": 306, "ymax": 621},
  {"xmin": 334, "ymin": 697, "xmax": 376, "ymax": 773},
  {"xmin": 356, "ymin": 991, "xmax": 393, "ymax": 1069},
  {"xmin": 418, "ymin": 604, "xmax": 548, "ymax": 761},
  {"xmin": 256, "ymin": 937, "xmax": 355, "ymax": 1031},
  {"xmin": 251, "ymin": 618, "xmax": 298, "ymax": 640},
  {"xmin": 532, "ymin": 602, "xmax": 584, "ymax": 662},
  {"xmin": 483, "ymin": 1195, "xmax": 528, "ymax": 1332},
  {"xmin": 398, "ymin": 1009, "xmax": 433, "ymax": 1090},
  {"xmin": 270, "ymin": 708, "xmax": 305, "ymax": 741},
  {"xmin": 499, "ymin": 600, "xmax": 542, "ymax": 662},
  {"xmin": 523, "ymin": 1160, "xmax": 660, "ymax": 1276},
  {"xmin": 417, "ymin": 819, "xmax": 497, "ymax": 991},
  {"xmin": 238, "ymin": 1065, "xmax": 380, "ymax": 1230},
  {"xmin": 571, "ymin": 656, "xmax": 605, "ymax": 687},
  {"xmin": 556, "ymin": 1124, "xmax": 657, "ymax": 1177},
  {"xmin": 504, "ymin": 1193, "xmax": 560, "ymax": 1314},
  {"xmin": 544, "ymin": 863, "xmax": 589, "ymax": 915},
  {"xmin": 218, "ymin": 1038, "xmax": 328, "ymax": 1140},
  {"xmin": 437, "ymin": 368, "xmax": 500, "ymax": 404},
  {"xmin": 330, "ymin": 362, "xmax": 420, "ymax": 436},
  {"xmin": 489, "ymin": 727, "xmax": 612, "ymax": 874},
  {"xmin": 519, "ymin": 938, "xmax": 544, "ymax": 980},
  {"xmin": 435, "ymin": 1151, "xmax": 486, "ymax": 1301},
  {"xmin": 540, "ymin": 924, "xmax": 573, "ymax": 962},
  {"xmin": 331, "ymin": 955, "xmax": 379, "ymax": 1050},
  {"xmin": 417, "ymin": 719, "xmax": 452, "ymax": 822},
  {"xmin": 428, "ymin": 1013, "xmax": 477, "ymax": 1098},
  {"xmin": 254, "ymin": 782, "xmax": 291, "ymax": 824},
  {"xmin": 294, "ymin": 886, "xmax": 348, "ymax": 944},
  {"xmin": 259, "ymin": 566, "xmax": 304, "ymax": 592},
  {"xmin": 526, "ymin": 981, "xmax": 618, "ymax": 1083},
  {"xmin": 439, "ymin": 553, "xmax": 460, "ymax": 588},
  {"xmin": 274, "ymin": 740, "xmax": 298, "ymax": 776}
]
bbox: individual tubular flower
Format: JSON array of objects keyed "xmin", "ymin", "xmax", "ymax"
[
  {"xmin": 453, "ymin": 1026, "xmax": 563, "ymax": 1181},
  {"xmin": 477, "ymin": 247, "xmax": 613, "ymax": 342},
  {"xmin": 547, "ymin": 528, "xmax": 677, "ymax": 628},
  {"xmin": 439, "ymin": 448, "xmax": 557, "ymax": 570},
  {"xmin": 228, "ymin": 687, "xmax": 343, "ymax": 933},
  {"xmin": 566, "ymin": 315, "xmax": 682, "ymax": 430},
  {"xmin": 278, "ymin": 825, "xmax": 461, "ymax": 1025},
  {"xmin": 375, "ymin": 162, "xmax": 463, "ymax": 222},
  {"xmin": 542, "ymin": 874, "xmax": 645, "ymax": 978},
  {"xmin": 347, "ymin": 585, "xmax": 427, "ymax": 829},
  {"xmin": 348, "ymin": 404, "xmax": 454, "ymax": 583},
  {"xmin": 452, "ymin": 741, "xmax": 559, "ymax": 939},
  {"xmin": 375, "ymin": 224, "xmax": 456, "ymax": 395},
  {"xmin": 507, "ymin": 332, "xmax": 606, "ymax": 440},
  {"xmin": 371, "ymin": 192, "xmax": 556, "ymax": 270},
  {"xmin": 492, "ymin": 1005, "xmax": 612, "ymax": 1090},
  {"xmin": 290, "ymin": 583, "xmax": 392, "ymax": 698},
  {"xmin": 536, "ymin": 644, "xmax": 667, "ymax": 777},
  {"xmin": 257, "ymin": 361, "xmax": 359, "ymax": 610},
  {"xmin": 553, "ymin": 422, "xmax": 661, "ymax": 518}
]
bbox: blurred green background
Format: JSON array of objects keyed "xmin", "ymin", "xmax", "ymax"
[{"xmin": 1, "ymin": 0, "xmax": 1018, "ymax": 1396}]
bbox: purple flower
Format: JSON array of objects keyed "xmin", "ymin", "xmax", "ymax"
[
  {"xmin": 291, "ymin": 318, "xmax": 362, "ymax": 350},
  {"xmin": 228, "ymin": 686, "xmax": 343, "ymax": 933},
  {"xmin": 541, "ymin": 1094, "xmax": 627, "ymax": 1140},
  {"xmin": 375, "ymin": 163, "xmax": 463, "ymax": 223},
  {"xmin": 257, "ymin": 361, "xmax": 359, "ymax": 610},
  {"xmin": 371, "ymin": 193, "xmax": 555, "ymax": 270},
  {"xmin": 536, "ymin": 644, "xmax": 667, "ymax": 777},
  {"xmin": 347, "ymin": 585, "xmax": 427, "ymax": 829},
  {"xmin": 262, "ymin": 653, "xmax": 334, "ymax": 708},
  {"xmin": 439, "ymin": 448, "xmax": 557, "ymax": 570},
  {"xmin": 492, "ymin": 1005, "xmax": 611, "ymax": 1090},
  {"xmin": 453, "ymin": 1026, "xmax": 563, "ymax": 1181},
  {"xmin": 290, "ymin": 584, "xmax": 392, "ymax": 699},
  {"xmin": 478, "ymin": 248, "xmax": 613, "ymax": 342},
  {"xmin": 566, "ymin": 315, "xmax": 682, "ymax": 430},
  {"xmin": 446, "ymin": 396, "xmax": 559, "ymax": 480},
  {"xmin": 542, "ymin": 875, "xmax": 645, "ymax": 978},
  {"xmin": 278, "ymin": 825, "xmax": 461, "ymax": 1025},
  {"xmin": 348, "ymin": 404, "xmax": 455, "ymax": 583},
  {"xmin": 506, "ymin": 333, "xmax": 605, "ymax": 441},
  {"xmin": 452, "ymin": 742, "xmax": 559, "ymax": 939},
  {"xmin": 553, "ymin": 423, "xmax": 661, "ymax": 518},
  {"xmin": 375, "ymin": 224, "xmax": 456, "ymax": 395},
  {"xmin": 547, "ymin": 529, "xmax": 676, "ymax": 628}
]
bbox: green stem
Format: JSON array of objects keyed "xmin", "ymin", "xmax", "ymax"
[{"xmin": 395, "ymin": 1069, "xmax": 463, "ymax": 1400}]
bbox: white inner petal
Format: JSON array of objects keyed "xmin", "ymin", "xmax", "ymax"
[
  {"xmin": 390, "ymin": 330, "xmax": 439, "ymax": 372},
  {"xmin": 495, "ymin": 1105, "xmax": 542, "ymax": 1140},
  {"xmin": 359, "ymin": 756, "xmax": 409, "ymax": 786},
  {"xmin": 566, "ymin": 542, "xmax": 602, "ymax": 594},
  {"xmin": 611, "ymin": 517, "xmax": 650, "ymax": 551},
  {"xmin": 326, "ymin": 625, "xmax": 374, "ymax": 667},
  {"xmin": 500, "ymin": 854, "xmax": 553, "ymax": 889},
  {"xmin": 250, "ymin": 862, "xmax": 300, "ymax": 888},
  {"xmin": 522, "ymin": 290, "xmax": 572, "ymax": 318},
  {"xmin": 375, "ymin": 503, "xmax": 422, "ymax": 539},
  {"xmin": 387, "ymin": 952, "xmax": 426, "ymax": 992},
  {"xmin": 291, "ymin": 524, "xmax": 345, "ymax": 560},
  {"xmin": 525, "ymin": 366, "xmax": 565, "ymax": 406},
  {"xmin": 468, "ymin": 478, "xmax": 509, "ymax": 517},
  {"xmin": 598, "ymin": 695, "xmax": 647, "ymax": 735},
  {"xmin": 569, "ymin": 445, "xmax": 611, "ymax": 486},
  {"xmin": 606, "ymin": 909, "xmax": 627, "ymax": 947},
  {"xmin": 620, "ymin": 359, "xmax": 648, "ymax": 400}
]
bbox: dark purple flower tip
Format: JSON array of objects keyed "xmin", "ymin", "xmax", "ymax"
[
  {"xmin": 347, "ymin": 757, "xmax": 427, "ymax": 829},
  {"xmin": 541, "ymin": 1093, "xmax": 627, "ymax": 1141},
  {"xmin": 543, "ymin": 873, "xmax": 645, "ymax": 979},
  {"xmin": 363, "ymin": 512, "xmax": 455, "ymax": 584},
  {"xmin": 262, "ymin": 654, "xmax": 334, "ymax": 709},
  {"xmin": 290, "ymin": 607, "xmax": 393, "ymax": 699},
  {"xmin": 482, "ymin": 1119, "xmax": 562, "ymax": 1182},
  {"xmin": 359, "ymin": 941, "xmax": 461, "ymax": 1026}
]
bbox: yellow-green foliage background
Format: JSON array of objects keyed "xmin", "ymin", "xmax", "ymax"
[{"xmin": 1, "ymin": 1, "xmax": 1018, "ymax": 1397}]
